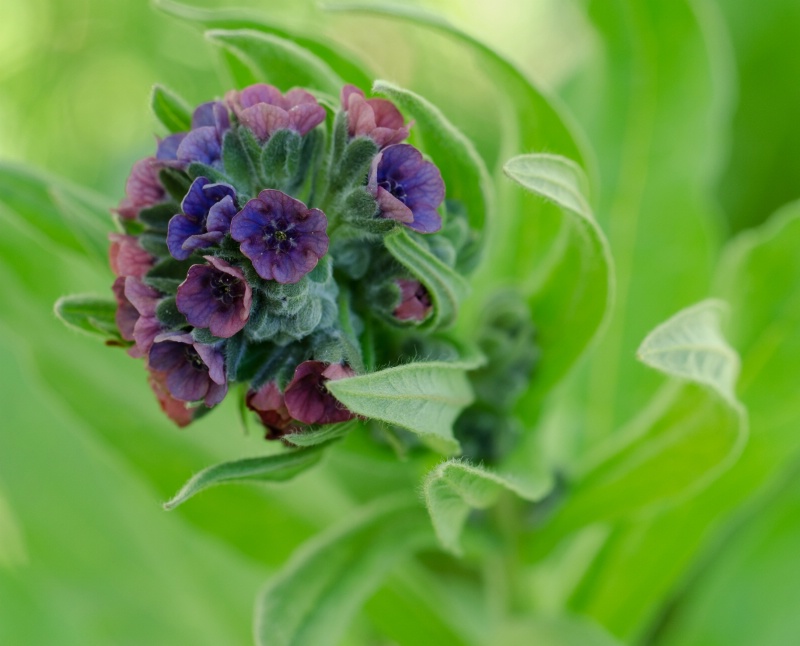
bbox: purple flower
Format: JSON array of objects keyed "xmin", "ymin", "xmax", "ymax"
[
  {"xmin": 157, "ymin": 101, "xmax": 230, "ymax": 168},
  {"xmin": 176, "ymin": 256, "xmax": 252, "ymax": 338},
  {"xmin": 284, "ymin": 361, "xmax": 356, "ymax": 426},
  {"xmin": 231, "ymin": 189, "xmax": 328, "ymax": 284},
  {"xmin": 368, "ymin": 144, "xmax": 445, "ymax": 234},
  {"xmin": 167, "ymin": 177, "xmax": 238, "ymax": 260},
  {"xmin": 148, "ymin": 333, "xmax": 227, "ymax": 406},
  {"xmin": 341, "ymin": 85, "xmax": 410, "ymax": 148},
  {"xmin": 225, "ymin": 84, "xmax": 326, "ymax": 140},
  {"xmin": 394, "ymin": 279, "xmax": 432, "ymax": 321},
  {"xmin": 115, "ymin": 157, "xmax": 167, "ymax": 219},
  {"xmin": 246, "ymin": 382, "xmax": 295, "ymax": 439},
  {"xmin": 112, "ymin": 277, "xmax": 138, "ymax": 341}
]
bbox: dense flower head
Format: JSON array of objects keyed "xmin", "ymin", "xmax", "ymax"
[
  {"xmin": 226, "ymin": 84, "xmax": 326, "ymax": 140},
  {"xmin": 167, "ymin": 177, "xmax": 238, "ymax": 260},
  {"xmin": 283, "ymin": 361, "xmax": 356, "ymax": 425},
  {"xmin": 341, "ymin": 85, "xmax": 410, "ymax": 148},
  {"xmin": 149, "ymin": 333, "xmax": 227, "ymax": 406},
  {"xmin": 368, "ymin": 144, "xmax": 445, "ymax": 233},
  {"xmin": 101, "ymin": 80, "xmax": 473, "ymax": 433},
  {"xmin": 231, "ymin": 189, "xmax": 328, "ymax": 284},
  {"xmin": 176, "ymin": 256, "xmax": 252, "ymax": 338}
]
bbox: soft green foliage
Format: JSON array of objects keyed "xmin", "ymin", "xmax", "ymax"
[
  {"xmin": 3, "ymin": 0, "xmax": 800, "ymax": 644},
  {"xmin": 254, "ymin": 497, "xmax": 433, "ymax": 646},
  {"xmin": 423, "ymin": 459, "xmax": 553, "ymax": 555}
]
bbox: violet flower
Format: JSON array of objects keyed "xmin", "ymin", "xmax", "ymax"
[
  {"xmin": 231, "ymin": 189, "xmax": 328, "ymax": 284},
  {"xmin": 112, "ymin": 277, "xmax": 138, "ymax": 342},
  {"xmin": 225, "ymin": 84, "xmax": 326, "ymax": 140},
  {"xmin": 148, "ymin": 333, "xmax": 227, "ymax": 406},
  {"xmin": 176, "ymin": 256, "xmax": 252, "ymax": 338},
  {"xmin": 246, "ymin": 382, "xmax": 295, "ymax": 439},
  {"xmin": 157, "ymin": 101, "xmax": 230, "ymax": 168},
  {"xmin": 368, "ymin": 144, "xmax": 445, "ymax": 233},
  {"xmin": 284, "ymin": 361, "xmax": 356, "ymax": 425},
  {"xmin": 394, "ymin": 279, "xmax": 433, "ymax": 321},
  {"xmin": 341, "ymin": 85, "xmax": 409, "ymax": 148},
  {"xmin": 167, "ymin": 177, "xmax": 238, "ymax": 261},
  {"xmin": 115, "ymin": 157, "xmax": 167, "ymax": 220}
]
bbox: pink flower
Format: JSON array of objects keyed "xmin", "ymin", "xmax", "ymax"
[
  {"xmin": 226, "ymin": 83, "xmax": 326, "ymax": 140},
  {"xmin": 284, "ymin": 361, "xmax": 356, "ymax": 425},
  {"xmin": 341, "ymin": 85, "xmax": 410, "ymax": 148}
]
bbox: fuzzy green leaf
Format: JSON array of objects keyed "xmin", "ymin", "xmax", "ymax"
[
  {"xmin": 54, "ymin": 295, "xmax": 121, "ymax": 341},
  {"xmin": 424, "ymin": 459, "xmax": 553, "ymax": 555},
  {"xmin": 326, "ymin": 352, "xmax": 484, "ymax": 455},
  {"xmin": 150, "ymin": 84, "xmax": 192, "ymax": 134},
  {"xmin": 283, "ymin": 421, "xmax": 359, "ymax": 448},
  {"xmin": 206, "ymin": 29, "xmax": 342, "ymax": 95},
  {"xmin": 384, "ymin": 228, "xmax": 470, "ymax": 332},
  {"xmin": 373, "ymin": 80, "xmax": 492, "ymax": 270},
  {"xmin": 254, "ymin": 497, "xmax": 434, "ymax": 646},
  {"xmin": 503, "ymin": 154, "xmax": 614, "ymax": 405},
  {"xmin": 164, "ymin": 445, "xmax": 329, "ymax": 510}
]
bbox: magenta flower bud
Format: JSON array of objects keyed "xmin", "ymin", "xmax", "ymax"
[
  {"xmin": 368, "ymin": 144, "xmax": 445, "ymax": 234},
  {"xmin": 111, "ymin": 277, "xmax": 138, "ymax": 342},
  {"xmin": 246, "ymin": 382, "xmax": 296, "ymax": 439},
  {"xmin": 109, "ymin": 233, "xmax": 154, "ymax": 278},
  {"xmin": 148, "ymin": 368, "xmax": 195, "ymax": 428},
  {"xmin": 231, "ymin": 189, "xmax": 328, "ymax": 284},
  {"xmin": 225, "ymin": 84, "xmax": 326, "ymax": 140},
  {"xmin": 115, "ymin": 157, "xmax": 167, "ymax": 220},
  {"xmin": 284, "ymin": 361, "xmax": 356, "ymax": 425},
  {"xmin": 176, "ymin": 256, "xmax": 252, "ymax": 338},
  {"xmin": 148, "ymin": 333, "xmax": 227, "ymax": 406},
  {"xmin": 341, "ymin": 85, "xmax": 410, "ymax": 148},
  {"xmin": 394, "ymin": 279, "xmax": 432, "ymax": 321}
]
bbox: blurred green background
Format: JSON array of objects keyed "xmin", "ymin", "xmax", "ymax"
[{"xmin": 2, "ymin": 0, "xmax": 800, "ymax": 644}]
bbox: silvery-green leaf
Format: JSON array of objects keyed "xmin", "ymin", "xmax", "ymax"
[
  {"xmin": 164, "ymin": 445, "xmax": 329, "ymax": 510},
  {"xmin": 424, "ymin": 459, "xmax": 553, "ymax": 555},
  {"xmin": 54, "ymin": 295, "xmax": 121, "ymax": 341}
]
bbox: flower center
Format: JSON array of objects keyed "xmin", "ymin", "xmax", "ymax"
[
  {"xmin": 184, "ymin": 346, "xmax": 207, "ymax": 372},
  {"xmin": 264, "ymin": 218, "xmax": 297, "ymax": 254},
  {"xmin": 378, "ymin": 177, "xmax": 408, "ymax": 204},
  {"xmin": 210, "ymin": 271, "xmax": 243, "ymax": 306}
]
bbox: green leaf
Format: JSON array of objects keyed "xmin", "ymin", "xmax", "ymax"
[
  {"xmin": 153, "ymin": 0, "xmax": 374, "ymax": 90},
  {"xmin": 164, "ymin": 445, "xmax": 329, "ymax": 510},
  {"xmin": 254, "ymin": 496, "xmax": 434, "ymax": 646},
  {"xmin": 372, "ymin": 80, "xmax": 492, "ymax": 270},
  {"xmin": 0, "ymin": 162, "xmax": 110, "ymax": 263},
  {"xmin": 384, "ymin": 228, "xmax": 471, "ymax": 332},
  {"xmin": 503, "ymin": 153, "xmax": 614, "ymax": 406},
  {"xmin": 535, "ymin": 300, "xmax": 746, "ymax": 546},
  {"xmin": 424, "ymin": 459, "xmax": 553, "ymax": 555},
  {"xmin": 206, "ymin": 29, "xmax": 342, "ymax": 95},
  {"xmin": 54, "ymin": 295, "xmax": 121, "ymax": 341},
  {"xmin": 495, "ymin": 616, "xmax": 624, "ymax": 646},
  {"xmin": 326, "ymin": 352, "xmax": 484, "ymax": 455},
  {"xmin": 150, "ymin": 84, "xmax": 192, "ymax": 134}
]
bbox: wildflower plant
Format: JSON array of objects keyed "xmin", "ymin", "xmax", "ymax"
[{"xmin": 4, "ymin": 0, "xmax": 800, "ymax": 644}]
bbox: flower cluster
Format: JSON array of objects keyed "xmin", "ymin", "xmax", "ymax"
[{"xmin": 110, "ymin": 83, "xmax": 473, "ymax": 438}]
